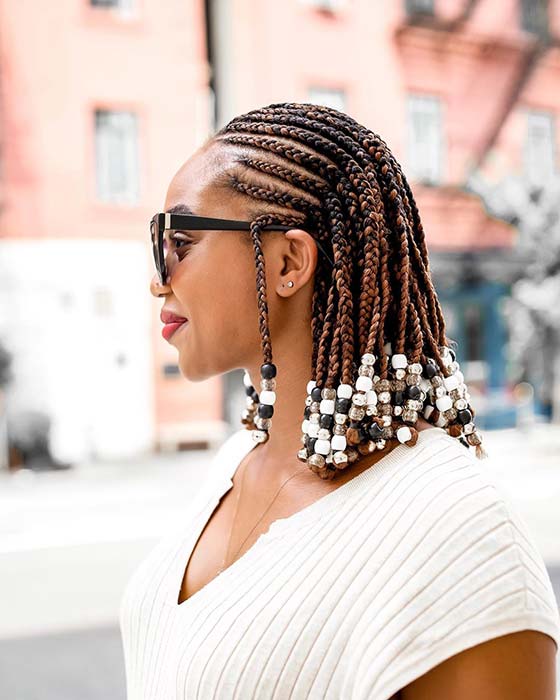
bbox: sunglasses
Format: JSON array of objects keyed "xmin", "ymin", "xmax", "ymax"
[{"xmin": 150, "ymin": 212, "xmax": 335, "ymax": 285}]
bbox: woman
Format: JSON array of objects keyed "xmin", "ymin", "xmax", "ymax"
[{"xmin": 119, "ymin": 102, "xmax": 559, "ymax": 699}]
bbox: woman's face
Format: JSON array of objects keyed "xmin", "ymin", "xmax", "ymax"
[{"xmin": 149, "ymin": 141, "xmax": 269, "ymax": 382}]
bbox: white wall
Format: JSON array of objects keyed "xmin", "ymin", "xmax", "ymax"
[{"xmin": 0, "ymin": 239, "xmax": 155, "ymax": 463}]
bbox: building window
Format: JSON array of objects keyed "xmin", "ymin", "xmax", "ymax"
[
  {"xmin": 525, "ymin": 110, "xmax": 556, "ymax": 185},
  {"xmin": 90, "ymin": 0, "xmax": 134, "ymax": 8},
  {"xmin": 406, "ymin": 94, "xmax": 444, "ymax": 185},
  {"xmin": 163, "ymin": 363, "xmax": 181, "ymax": 377},
  {"xmin": 307, "ymin": 87, "xmax": 346, "ymax": 113},
  {"xmin": 94, "ymin": 109, "xmax": 140, "ymax": 204},
  {"xmin": 300, "ymin": 0, "xmax": 345, "ymax": 12},
  {"xmin": 520, "ymin": 0, "xmax": 548, "ymax": 36},
  {"xmin": 405, "ymin": 0, "xmax": 434, "ymax": 15}
]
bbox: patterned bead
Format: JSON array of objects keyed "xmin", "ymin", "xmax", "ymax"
[
  {"xmin": 322, "ymin": 387, "xmax": 337, "ymax": 400},
  {"xmin": 402, "ymin": 408, "xmax": 418, "ymax": 423},
  {"xmin": 361, "ymin": 353, "xmax": 376, "ymax": 366},
  {"xmin": 352, "ymin": 392, "xmax": 367, "ymax": 407},
  {"xmin": 409, "ymin": 363, "xmax": 423, "ymax": 375},
  {"xmin": 334, "ymin": 412, "xmax": 348, "ymax": 425},
  {"xmin": 406, "ymin": 374, "xmax": 421, "ymax": 386},
  {"xmin": 252, "ymin": 429, "xmax": 269, "ymax": 443},
  {"xmin": 349, "ymin": 406, "xmax": 365, "ymax": 421},
  {"xmin": 317, "ymin": 428, "xmax": 331, "ymax": 440},
  {"xmin": 333, "ymin": 424, "xmax": 346, "ymax": 435},
  {"xmin": 308, "ymin": 453, "xmax": 325, "ymax": 468},
  {"xmin": 332, "ymin": 451, "xmax": 349, "ymax": 467},
  {"xmin": 261, "ymin": 378, "xmax": 276, "ymax": 391},
  {"xmin": 358, "ymin": 365, "xmax": 375, "ymax": 378},
  {"xmin": 395, "ymin": 368, "xmax": 406, "ymax": 379}
]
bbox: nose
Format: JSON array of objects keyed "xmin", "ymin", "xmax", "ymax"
[{"xmin": 150, "ymin": 273, "xmax": 170, "ymax": 297}]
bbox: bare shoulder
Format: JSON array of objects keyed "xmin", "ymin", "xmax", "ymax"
[{"xmin": 401, "ymin": 630, "xmax": 557, "ymax": 699}]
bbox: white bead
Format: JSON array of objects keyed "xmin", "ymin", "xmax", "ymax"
[
  {"xmin": 331, "ymin": 434, "xmax": 347, "ymax": 451},
  {"xmin": 366, "ymin": 390, "xmax": 378, "ymax": 405},
  {"xmin": 314, "ymin": 439, "xmax": 331, "ymax": 455},
  {"xmin": 309, "ymin": 413, "xmax": 320, "ymax": 424},
  {"xmin": 384, "ymin": 341, "xmax": 392, "ymax": 355},
  {"xmin": 391, "ymin": 353, "xmax": 407, "ymax": 369},
  {"xmin": 318, "ymin": 428, "xmax": 331, "ymax": 440},
  {"xmin": 308, "ymin": 423, "xmax": 320, "ymax": 438},
  {"xmin": 436, "ymin": 395, "xmax": 452, "ymax": 411},
  {"xmin": 361, "ymin": 353, "xmax": 376, "ymax": 366},
  {"xmin": 443, "ymin": 375, "xmax": 459, "ymax": 391},
  {"xmin": 420, "ymin": 378, "xmax": 432, "ymax": 393},
  {"xmin": 260, "ymin": 390, "xmax": 276, "ymax": 405},
  {"xmin": 243, "ymin": 372, "xmax": 253, "ymax": 388},
  {"xmin": 306, "ymin": 380, "xmax": 316, "ymax": 395},
  {"xmin": 455, "ymin": 370, "xmax": 464, "ymax": 385},
  {"xmin": 320, "ymin": 398, "xmax": 335, "ymax": 414},
  {"xmin": 356, "ymin": 375, "xmax": 373, "ymax": 392},
  {"xmin": 337, "ymin": 383, "xmax": 353, "ymax": 399},
  {"xmin": 396, "ymin": 426, "xmax": 412, "ymax": 443},
  {"xmin": 301, "ymin": 419, "xmax": 309, "ymax": 434}
]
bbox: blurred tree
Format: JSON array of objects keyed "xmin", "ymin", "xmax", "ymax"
[{"xmin": 467, "ymin": 173, "xmax": 560, "ymax": 422}]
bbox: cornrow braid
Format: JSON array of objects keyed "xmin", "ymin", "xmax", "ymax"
[{"xmin": 216, "ymin": 102, "xmax": 486, "ymax": 479}]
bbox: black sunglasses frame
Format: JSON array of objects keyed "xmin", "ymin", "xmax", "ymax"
[{"xmin": 150, "ymin": 212, "xmax": 335, "ymax": 285}]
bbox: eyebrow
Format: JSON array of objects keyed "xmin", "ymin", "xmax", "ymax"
[{"xmin": 165, "ymin": 203, "xmax": 195, "ymax": 215}]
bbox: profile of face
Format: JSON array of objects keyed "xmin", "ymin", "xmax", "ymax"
[{"xmin": 149, "ymin": 139, "xmax": 319, "ymax": 384}]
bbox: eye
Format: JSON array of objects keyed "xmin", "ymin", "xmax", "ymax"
[{"xmin": 170, "ymin": 232, "xmax": 193, "ymax": 252}]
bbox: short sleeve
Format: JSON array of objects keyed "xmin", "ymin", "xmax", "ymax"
[{"xmin": 351, "ymin": 465, "xmax": 560, "ymax": 700}]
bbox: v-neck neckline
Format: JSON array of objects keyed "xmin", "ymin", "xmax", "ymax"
[{"xmin": 171, "ymin": 426, "xmax": 448, "ymax": 610}]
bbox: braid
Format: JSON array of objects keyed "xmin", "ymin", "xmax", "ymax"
[{"xmin": 215, "ymin": 102, "xmax": 486, "ymax": 473}]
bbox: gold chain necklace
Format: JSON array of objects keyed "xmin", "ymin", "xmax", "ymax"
[{"xmin": 216, "ymin": 457, "xmax": 310, "ymax": 575}]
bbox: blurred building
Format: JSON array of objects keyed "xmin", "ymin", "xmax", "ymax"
[{"xmin": 0, "ymin": 0, "xmax": 558, "ymax": 465}]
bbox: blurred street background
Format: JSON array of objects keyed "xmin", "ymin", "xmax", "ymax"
[{"xmin": 1, "ymin": 0, "xmax": 560, "ymax": 697}]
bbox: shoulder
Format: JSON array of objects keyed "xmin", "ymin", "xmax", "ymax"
[{"xmin": 351, "ymin": 429, "xmax": 560, "ymax": 699}]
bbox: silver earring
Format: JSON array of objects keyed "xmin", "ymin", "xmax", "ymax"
[{"xmin": 284, "ymin": 281, "xmax": 294, "ymax": 288}]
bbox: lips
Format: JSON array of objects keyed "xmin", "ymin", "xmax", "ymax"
[{"xmin": 160, "ymin": 309, "xmax": 189, "ymax": 341}]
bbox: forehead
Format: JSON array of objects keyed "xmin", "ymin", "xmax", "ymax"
[{"xmin": 164, "ymin": 140, "xmax": 236, "ymax": 214}]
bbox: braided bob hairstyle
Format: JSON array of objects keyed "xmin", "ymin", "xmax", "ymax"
[{"xmin": 211, "ymin": 102, "xmax": 486, "ymax": 479}]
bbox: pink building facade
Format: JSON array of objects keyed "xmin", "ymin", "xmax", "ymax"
[{"xmin": 0, "ymin": 0, "xmax": 558, "ymax": 464}]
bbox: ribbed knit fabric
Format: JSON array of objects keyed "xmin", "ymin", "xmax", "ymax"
[{"xmin": 119, "ymin": 426, "xmax": 560, "ymax": 700}]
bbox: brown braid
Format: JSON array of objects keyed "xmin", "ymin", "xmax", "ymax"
[{"xmin": 210, "ymin": 103, "xmax": 482, "ymax": 463}]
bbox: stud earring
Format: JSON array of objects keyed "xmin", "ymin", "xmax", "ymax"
[{"xmin": 283, "ymin": 281, "xmax": 294, "ymax": 288}]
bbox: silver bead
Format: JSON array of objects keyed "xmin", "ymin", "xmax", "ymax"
[
  {"xmin": 358, "ymin": 364, "xmax": 375, "ymax": 378},
  {"xmin": 334, "ymin": 412, "xmax": 348, "ymax": 424},
  {"xmin": 317, "ymin": 428, "xmax": 331, "ymax": 440},
  {"xmin": 332, "ymin": 450, "xmax": 349, "ymax": 467},
  {"xmin": 322, "ymin": 387, "xmax": 337, "ymax": 400},
  {"xmin": 378, "ymin": 391, "xmax": 391, "ymax": 404},
  {"xmin": 309, "ymin": 412, "xmax": 320, "ymax": 424},
  {"xmin": 308, "ymin": 453, "xmax": 326, "ymax": 468},
  {"xmin": 349, "ymin": 406, "xmax": 365, "ymax": 421}
]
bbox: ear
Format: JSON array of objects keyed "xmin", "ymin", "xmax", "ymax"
[{"xmin": 275, "ymin": 228, "xmax": 319, "ymax": 296}]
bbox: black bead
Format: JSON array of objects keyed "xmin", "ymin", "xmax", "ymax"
[
  {"xmin": 406, "ymin": 385, "xmax": 421, "ymax": 400},
  {"xmin": 448, "ymin": 348, "xmax": 456, "ymax": 362},
  {"xmin": 319, "ymin": 413, "xmax": 334, "ymax": 430},
  {"xmin": 258, "ymin": 403, "xmax": 274, "ymax": 419},
  {"xmin": 335, "ymin": 398, "xmax": 351, "ymax": 414},
  {"xmin": 303, "ymin": 406, "xmax": 312, "ymax": 419},
  {"xmin": 308, "ymin": 437, "xmax": 317, "ymax": 453},
  {"xmin": 260, "ymin": 362, "xmax": 277, "ymax": 379},
  {"xmin": 423, "ymin": 362, "xmax": 437, "ymax": 379},
  {"xmin": 394, "ymin": 390, "xmax": 405, "ymax": 406},
  {"xmin": 457, "ymin": 408, "xmax": 472, "ymax": 425},
  {"xmin": 251, "ymin": 389, "xmax": 259, "ymax": 403},
  {"xmin": 245, "ymin": 385, "xmax": 254, "ymax": 397},
  {"xmin": 311, "ymin": 387, "xmax": 323, "ymax": 402},
  {"xmin": 368, "ymin": 422, "xmax": 384, "ymax": 440}
]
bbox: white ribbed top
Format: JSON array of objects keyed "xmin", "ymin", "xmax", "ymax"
[{"xmin": 119, "ymin": 426, "xmax": 560, "ymax": 700}]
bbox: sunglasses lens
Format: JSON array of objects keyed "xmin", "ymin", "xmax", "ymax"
[{"xmin": 150, "ymin": 219, "xmax": 165, "ymax": 284}]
